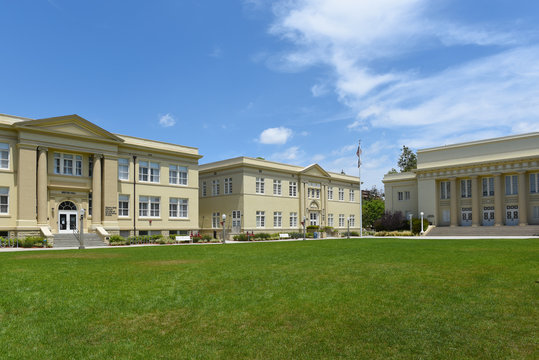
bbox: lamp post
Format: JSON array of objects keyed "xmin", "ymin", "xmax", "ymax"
[
  {"xmin": 420, "ymin": 212, "xmax": 424, "ymax": 235},
  {"xmin": 347, "ymin": 217, "xmax": 350, "ymax": 239},
  {"xmin": 303, "ymin": 216, "xmax": 306, "ymax": 241},
  {"xmin": 222, "ymin": 213, "xmax": 226, "ymax": 244},
  {"xmin": 79, "ymin": 208, "xmax": 85, "ymax": 249},
  {"xmin": 409, "ymin": 213, "xmax": 413, "ymax": 233}
]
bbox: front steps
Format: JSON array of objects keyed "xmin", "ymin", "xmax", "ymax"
[
  {"xmin": 426, "ymin": 225, "xmax": 539, "ymax": 237},
  {"xmin": 53, "ymin": 233, "xmax": 107, "ymax": 248}
]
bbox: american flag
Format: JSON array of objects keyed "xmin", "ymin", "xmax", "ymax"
[{"xmin": 356, "ymin": 140, "xmax": 362, "ymax": 168}]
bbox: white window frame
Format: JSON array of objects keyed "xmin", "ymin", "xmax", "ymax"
[
  {"xmin": 461, "ymin": 179, "xmax": 472, "ymax": 198},
  {"xmin": 482, "ymin": 177, "xmax": 494, "ymax": 196},
  {"xmin": 327, "ymin": 213, "xmax": 334, "ymax": 227},
  {"xmin": 212, "ymin": 212, "xmax": 220, "ymax": 228},
  {"xmin": 256, "ymin": 211, "xmax": 265, "ymax": 228},
  {"xmin": 169, "ymin": 165, "xmax": 188, "ymax": 186},
  {"xmin": 398, "ymin": 191, "xmax": 404, "ymax": 201},
  {"xmin": 290, "ymin": 212, "xmax": 298, "ymax": 227},
  {"xmin": 118, "ymin": 158, "xmax": 129, "ymax": 180},
  {"xmin": 349, "ymin": 190, "xmax": 355, "ymax": 202},
  {"xmin": 169, "ymin": 198, "xmax": 188, "ymax": 219},
  {"xmin": 273, "ymin": 211, "xmax": 282, "ymax": 228},
  {"xmin": 224, "ymin": 177, "xmax": 233, "ymax": 194},
  {"xmin": 212, "ymin": 179, "xmax": 220, "ymax": 196},
  {"xmin": 273, "ymin": 180, "xmax": 282, "ymax": 196},
  {"xmin": 349, "ymin": 215, "xmax": 355, "ymax": 227},
  {"xmin": 328, "ymin": 187, "xmax": 333, "ymax": 200},
  {"xmin": 256, "ymin": 177, "xmax": 265, "ymax": 194},
  {"xmin": 139, "ymin": 196, "xmax": 160, "ymax": 218},
  {"xmin": 0, "ymin": 187, "xmax": 9, "ymax": 214},
  {"xmin": 440, "ymin": 181, "xmax": 451, "ymax": 199},
  {"xmin": 505, "ymin": 175, "xmax": 518, "ymax": 195},
  {"xmin": 0, "ymin": 143, "xmax": 9, "ymax": 169},
  {"xmin": 54, "ymin": 153, "xmax": 82, "ymax": 176},
  {"xmin": 289, "ymin": 181, "xmax": 297, "ymax": 197},
  {"xmin": 338, "ymin": 214, "xmax": 345, "ymax": 228},
  {"xmin": 338, "ymin": 188, "xmax": 344, "ymax": 201},
  {"xmin": 118, "ymin": 195, "xmax": 129, "ymax": 217},
  {"xmin": 139, "ymin": 161, "xmax": 160, "ymax": 183},
  {"xmin": 530, "ymin": 173, "xmax": 539, "ymax": 194}
]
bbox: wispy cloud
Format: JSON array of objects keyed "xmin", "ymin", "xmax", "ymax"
[
  {"xmin": 259, "ymin": 126, "xmax": 293, "ymax": 144},
  {"xmin": 158, "ymin": 113, "xmax": 176, "ymax": 128},
  {"xmin": 270, "ymin": 146, "xmax": 304, "ymax": 162}
]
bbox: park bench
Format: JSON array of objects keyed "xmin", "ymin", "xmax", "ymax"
[
  {"xmin": 175, "ymin": 235, "xmax": 192, "ymax": 243},
  {"xmin": 279, "ymin": 233, "xmax": 290, "ymax": 239}
]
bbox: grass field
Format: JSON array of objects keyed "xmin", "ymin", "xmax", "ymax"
[{"xmin": 0, "ymin": 238, "xmax": 537, "ymax": 359}]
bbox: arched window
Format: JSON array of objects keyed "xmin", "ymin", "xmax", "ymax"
[{"xmin": 58, "ymin": 201, "xmax": 77, "ymax": 211}]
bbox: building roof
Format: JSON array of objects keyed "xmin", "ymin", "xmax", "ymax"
[{"xmin": 200, "ymin": 156, "xmax": 359, "ymax": 183}]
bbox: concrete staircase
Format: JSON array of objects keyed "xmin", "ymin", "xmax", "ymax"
[
  {"xmin": 53, "ymin": 233, "xmax": 107, "ymax": 248},
  {"xmin": 426, "ymin": 225, "xmax": 539, "ymax": 237}
]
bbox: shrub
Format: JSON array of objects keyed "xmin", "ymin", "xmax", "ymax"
[
  {"xmin": 289, "ymin": 232, "xmax": 303, "ymax": 239},
  {"xmin": 306, "ymin": 225, "xmax": 319, "ymax": 232},
  {"xmin": 373, "ymin": 211, "xmax": 407, "ymax": 232},
  {"xmin": 233, "ymin": 234, "xmax": 249, "ymax": 241},
  {"xmin": 375, "ymin": 230, "xmax": 413, "ymax": 237},
  {"xmin": 202, "ymin": 235, "xmax": 212, "ymax": 242},
  {"xmin": 322, "ymin": 226, "xmax": 334, "ymax": 233},
  {"xmin": 109, "ymin": 235, "xmax": 126, "ymax": 245},
  {"xmin": 342, "ymin": 231, "xmax": 359, "ymax": 237},
  {"xmin": 21, "ymin": 236, "xmax": 46, "ymax": 248}
]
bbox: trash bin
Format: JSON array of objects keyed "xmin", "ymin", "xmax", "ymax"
[{"xmin": 314, "ymin": 232, "xmax": 318, "ymax": 239}]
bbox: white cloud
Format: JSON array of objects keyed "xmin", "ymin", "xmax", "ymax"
[
  {"xmin": 158, "ymin": 113, "xmax": 176, "ymax": 128},
  {"xmin": 270, "ymin": 146, "xmax": 303, "ymax": 162},
  {"xmin": 259, "ymin": 126, "xmax": 293, "ymax": 144}
]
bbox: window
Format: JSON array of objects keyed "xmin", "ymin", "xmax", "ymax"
[
  {"xmin": 274, "ymin": 211, "xmax": 282, "ymax": 227},
  {"xmin": 440, "ymin": 181, "xmax": 451, "ymax": 199},
  {"xmin": 139, "ymin": 196, "xmax": 160, "ymax": 217},
  {"xmin": 349, "ymin": 215, "xmax": 355, "ymax": 227},
  {"xmin": 338, "ymin": 188, "xmax": 344, "ymax": 201},
  {"xmin": 309, "ymin": 212, "xmax": 318, "ymax": 226},
  {"xmin": 0, "ymin": 143, "xmax": 9, "ymax": 169},
  {"xmin": 54, "ymin": 153, "xmax": 82, "ymax": 176},
  {"xmin": 224, "ymin": 178, "xmax": 232, "ymax": 194},
  {"xmin": 232, "ymin": 210, "xmax": 241, "ymax": 228},
  {"xmin": 289, "ymin": 181, "xmax": 297, "ymax": 197},
  {"xmin": 338, "ymin": 214, "xmax": 345, "ymax": 227},
  {"xmin": 88, "ymin": 193, "xmax": 92, "ymax": 216},
  {"xmin": 212, "ymin": 212, "xmax": 220, "ymax": 228},
  {"xmin": 273, "ymin": 180, "xmax": 282, "ymax": 195},
  {"xmin": 530, "ymin": 173, "xmax": 539, "ymax": 193},
  {"xmin": 290, "ymin": 212, "xmax": 298, "ymax": 227},
  {"xmin": 328, "ymin": 187, "xmax": 333, "ymax": 200},
  {"xmin": 169, "ymin": 165, "xmax": 188, "ymax": 185},
  {"xmin": 461, "ymin": 179, "xmax": 472, "ymax": 198},
  {"xmin": 118, "ymin": 195, "xmax": 129, "ymax": 217},
  {"xmin": 88, "ymin": 157, "xmax": 93, "ymax": 177},
  {"xmin": 212, "ymin": 179, "xmax": 220, "ymax": 196},
  {"xmin": 256, "ymin": 177, "xmax": 265, "ymax": 194},
  {"xmin": 139, "ymin": 161, "xmax": 160, "ymax": 183},
  {"xmin": 0, "ymin": 187, "xmax": 8, "ymax": 214},
  {"xmin": 505, "ymin": 175, "xmax": 518, "ymax": 195},
  {"xmin": 398, "ymin": 192, "xmax": 404, "ymax": 201},
  {"xmin": 256, "ymin": 211, "xmax": 265, "ymax": 228},
  {"xmin": 327, "ymin": 214, "xmax": 334, "ymax": 227},
  {"xmin": 349, "ymin": 190, "xmax": 355, "ymax": 202},
  {"xmin": 482, "ymin": 177, "xmax": 494, "ymax": 196},
  {"xmin": 309, "ymin": 188, "xmax": 320, "ymax": 199},
  {"xmin": 405, "ymin": 191, "xmax": 410, "ymax": 200},
  {"xmin": 202, "ymin": 181, "xmax": 207, "ymax": 197},
  {"xmin": 118, "ymin": 158, "xmax": 129, "ymax": 180},
  {"xmin": 169, "ymin": 198, "xmax": 188, "ymax": 218}
]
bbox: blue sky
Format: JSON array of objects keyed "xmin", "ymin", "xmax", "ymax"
[{"xmin": 2, "ymin": 0, "xmax": 539, "ymax": 190}]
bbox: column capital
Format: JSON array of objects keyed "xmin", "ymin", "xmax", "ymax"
[
  {"xmin": 37, "ymin": 146, "xmax": 48, "ymax": 152},
  {"xmin": 93, "ymin": 153, "xmax": 104, "ymax": 159}
]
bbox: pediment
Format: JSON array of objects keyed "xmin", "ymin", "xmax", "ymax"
[
  {"xmin": 301, "ymin": 164, "xmax": 330, "ymax": 178},
  {"xmin": 15, "ymin": 115, "xmax": 124, "ymax": 142}
]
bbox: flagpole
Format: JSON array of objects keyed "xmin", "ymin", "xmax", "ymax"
[{"xmin": 357, "ymin": 140, "xmax": 363, "ymax": 238}]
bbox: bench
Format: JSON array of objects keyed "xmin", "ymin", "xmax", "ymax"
[
  {"xmin": 175, "ymin": 235, "xmax": 192, "ymax": 243},
  {"xmin": 279, "ymin": 233, "xmax": 290, "ymax": 239}
]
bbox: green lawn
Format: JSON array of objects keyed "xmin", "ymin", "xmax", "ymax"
[{"xmin": 0, "ymin": 238, "xmax": 537, "ymax": 359}]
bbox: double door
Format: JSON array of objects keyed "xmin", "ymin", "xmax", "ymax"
[
  {"xmin": 506, "ymin": 205, "xmax": 519, "ymax": 226},
  {"xmin": 59, "ymin": 211, "xmax": 78, "ymax": 233},
  {"xmin": 461, "ymin": 208, "xmax": 472, "ymax": 226},
  {"xmin": 482, "ymin": 206, "xmax": 495, "ymax": 226}
]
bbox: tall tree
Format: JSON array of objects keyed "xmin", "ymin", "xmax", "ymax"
[
  {"xmin": 362, "ymin": 198, "xmax": 385, "ymax": 229},
  {"xmin": 397, "ymin": 146, "xmax": 417, "ymax": 172}
]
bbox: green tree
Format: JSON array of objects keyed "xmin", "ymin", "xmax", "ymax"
[
  {"xmin": 362, "ymin": 198, "xmax": 385, "ymax": 228},
  {"xmin": 397, "ymin": 145, "xmax": 417, "ymax": 172}
]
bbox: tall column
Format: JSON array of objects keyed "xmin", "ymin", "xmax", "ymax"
[
  {"xmin": 450, "ymin": 178, "xmax": 458, "ymax": 226},
  {"xmin": 16, "ymin": 144, "xmax": 37, "ymax": 228},
  {"xmin": 92, "ymin": 154, "xmax": 102, "ymax": 225},
  {"xmin": 471, "ymin": 176, "xmax": 479, "ymax": 227},
  {"xmin": 518, "ymin": 171, "xmax": 528, "ymax": 225},
  {"xmin": 494, "ymin": 173, "xmax": 503, "ymax": 226},
  {"xmin": 37, "ymin": 147, "xmax": 48, "ymax": 225},
  {"xmin": 102, "ymin": 156, "xmax": 119, "ymax": 228}
]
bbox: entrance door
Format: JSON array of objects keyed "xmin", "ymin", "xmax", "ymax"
[
  {"xmin": 461, "ymin": 207, "xmax": 472, "ymax": 226},
  {"xmin": 309, "ymin": 212, "xmax": 319, "ymax": 226},
  {"xmin": 482, "ymin": 206, "xmax": 495, "ymax": 226},
  {"xmin": 506, "ymin": 205, "xmax": 519, "ymax": 226},
  {"xmin": 231, "ymin": 210, "xmax": 241, "ymax": 234},
  {"xmin": 58, "ymin": 201, "xmax": 78, "ymax": 233}
]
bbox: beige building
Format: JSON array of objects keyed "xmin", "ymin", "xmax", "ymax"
[
  {"xmin": 383, "ymin": 132, "xmax": 539, "ymax": 227},
  {"xmin": 0, "ymin": 113, "xmax": 201, "ymax": 241},
  {"xmin": 199, "ymin": 157, "xmax": 361, "ymax": 237}
]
